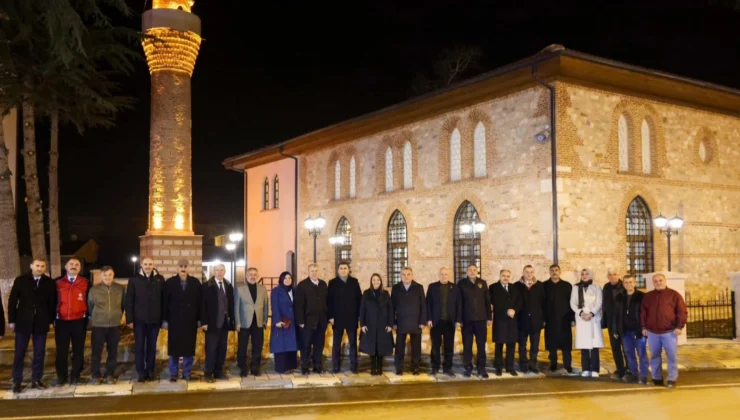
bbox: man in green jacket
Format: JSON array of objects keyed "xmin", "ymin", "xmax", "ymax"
[{"xmin": 87, "ymin": 266, "xmax": 125, "ymax": 384}]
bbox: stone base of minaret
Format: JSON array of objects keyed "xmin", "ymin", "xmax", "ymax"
[{"xmin": 139, "ymin": 234, "xmax": 203, "ymax": 279}]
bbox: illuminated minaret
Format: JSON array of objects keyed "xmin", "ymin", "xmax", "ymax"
[{"xmin": 139, "ymin": 0, "xmax": 203, "ymax": 277}]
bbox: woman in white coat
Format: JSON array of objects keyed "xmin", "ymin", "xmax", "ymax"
[{"xmin": 570, "ymin": 268, "xmax": 604, "ymax": 377}]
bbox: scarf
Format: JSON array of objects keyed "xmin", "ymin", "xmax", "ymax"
[{"xmin": 578, "ymin": 280, "xmax": 593, "ymax": 309}]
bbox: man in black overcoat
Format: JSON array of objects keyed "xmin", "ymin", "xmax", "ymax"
[
  {"xmin": 7, "ymin": 259, "xmax": 57, "ymax": 393},
  {"xmin": 201, "ymin": 264, "xmax": 235, "ymax": 382},
  {"xmin": 543, "ymin": 264, "xmax": 574, "ymax": 373},
  {"xmin": 426, "ymin": 267, "xmax": 459, "ymax": 376},
  {"xmin": 294, "ymin": 263, "xmax": 329, "ymax": 375},
  {"xmin": 391, "ymin": 267, "xmax": 426, "ymax": 376},
  {"xmin": 457, "ymin": 264, "xmax": 492, "ymax": 378},
  {"xmin": 515, "ymin": 264, "xmax": 545, "ymax": 373},
  {"xmin": 490, "ymin": 269, "xmax": 522, "ymax": 376},
  {"xmin": 327, "ymin": 262, "xmax": 362, "ymax": 373},
  {"xmin": 163, "ymin": 259, "xmax": 202, "ymax": 382}
]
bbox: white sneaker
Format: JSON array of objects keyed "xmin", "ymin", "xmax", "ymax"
[
  {"xmin": 581, "ymin": 370, "xmax": 592, "ymax": 377},
  {"xmin": 591, "ymin": 372, "xmax": 600, "ymax": 378}
]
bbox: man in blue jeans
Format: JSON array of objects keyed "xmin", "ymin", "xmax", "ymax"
[
  {"xmin": 618, "ymin": 276, "xmax": 648, "ymax": 384},
  {"xmin": 640, "ymin": 273, "xmax": 688, "ymax": 388}
]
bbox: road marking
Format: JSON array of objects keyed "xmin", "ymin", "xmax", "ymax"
[{"xmin": 4, "ymin": 382, "xmax": 740, "ymax": 420}]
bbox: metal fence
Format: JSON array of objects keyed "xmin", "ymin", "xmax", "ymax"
[{"xmin": 685, "ymin": 289, "xmax": 736, "ymax": 339}]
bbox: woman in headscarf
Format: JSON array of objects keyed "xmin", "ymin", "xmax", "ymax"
[
  {"xmin": 570, "ymin": 268, "xmax": 604, "ymax": 377},
  {"xmin": 270, "ymin": 271, "xmax": 298, "ymax": 374},
  {"xmin": 359, "ymin": 273, "xmax": 395, "ymax": 375}
]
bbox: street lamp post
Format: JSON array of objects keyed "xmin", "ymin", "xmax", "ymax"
[
  {"xmin": 227, "ymin": 232, "xmax": 243, "ymax": 282},
  {"xmin": 131, "ymin": 256, "xmax": 138, "ymax": 276},
  {"xmin": 653, "ymin": 214, "xmax": 684, "ymax": 271},
  {"xmin": 304, "ymin": 214, "xmax": 326, "ymax": 263}
]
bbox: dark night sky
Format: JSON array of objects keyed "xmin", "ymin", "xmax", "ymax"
[{"xmin": 15, "ymin": 0, "xmax": 740, "ymax": 270}]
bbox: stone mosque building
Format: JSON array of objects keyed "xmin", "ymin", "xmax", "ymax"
[{"xmin": 224, "ymin": 45, "xmax": 740, "ymax": 301}]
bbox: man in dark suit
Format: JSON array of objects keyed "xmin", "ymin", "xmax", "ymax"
[
  {"xmin": 490, "ymin": 269, "xmax": 522, "ymax": 376},
  {"xmin": 125, "ymin": 257, "xmax": 165, "ymax": 382},
  {"xmin": 515, "ymin": 265, "xmax": 546, "ymax": 373},
  {"xmin": 327, "ymin": 262, "xmax": 362, "ymax": 373},
  {"xmin": 294, "ymin": 263, "xmax": 329, "ymax": 375},
  {"xmin": 457, "ymin": 264, "xmax": 492, "ymax": 378},
  {"xmin": 201, "ymin": 264, "xmax": 235, "ymax": 383},
  {"xmin": 426, "ymin": 267, "xmax": 459, "ymax": 376},
  {"xmin": 163, "ymin": 259, "xmax": 202, "ymax": 382},
  {"xmin": 391, "ymin": 267, "xmax": 426, "ymax": 376},
  {"xmin": 8, "ymin": 259, "xmax": 57, "ymax": 394}
]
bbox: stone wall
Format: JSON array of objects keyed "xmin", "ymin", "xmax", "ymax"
[
  {"xmin": 555, "ymin": 81, "xmax": 740, "ymax": 298},
  {"xmin": 296, "ymin": 87, "xmax": 557, "ymax": 288}
]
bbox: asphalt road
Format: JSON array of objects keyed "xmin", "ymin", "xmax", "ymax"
[{"xmin": 2, "ymin": 370, "xmax": 739, "ymax": 419}]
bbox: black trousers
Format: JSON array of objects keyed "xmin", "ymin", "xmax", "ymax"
[
  {"xmin": 205, "ymin": 326, "xmax": 229, "ymax": 376},
  {"xmin": 462, "ymin": 321, "xmax": 487, "ymax": 371},
  {"xmin": 55, "ymin": 319, "xmax": 86, "ymax": 380},
  {"xmin": 609, "ymin": 331, "xmax": 627, "ymax": 376},
  {"xmin": 134, "ymin": 323, "xmax": 160, "ymax": 377},
  {"xmin": 300, "ymin": 321, "xmax": 327, "ymax": 371},
  {"xmin": 494, "ymin": 342, "xmax": 516, "ymax": 371},
  {"xmin": 430, "ymin": 320, "xmax": 455, "ymax": 370},
  {"xmin": 91, "ymin": 326, "xmax": 120, "ymax": 378},
  {"xmin": 581, "ymin": 348, "xmax": 600, "ymax": 372},
  {"xmin": 13, "ymin": 332, "xmax": 47, "ymax": 383},
  {"xmin": 548, "ymin": 346, "xmax": 573, "ymax": 370},
  {"xmin": 394, "ymin": 332, "xmax": 422, "ymax": 371},
  {"xmin": 332, "ymin": 324, "xmax": 358, "ymax": 371},
  {"xmin": 237, "ymin": 322, "xmax": 264, "ymax": 374},
  {"xmin": 518, "ymin": 327, "xmax": 541, "ymax": 370}
]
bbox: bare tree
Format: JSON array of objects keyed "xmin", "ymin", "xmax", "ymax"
[{"xmin": 411, "ymin": 46, "xmax": 484, "ymax": 95}]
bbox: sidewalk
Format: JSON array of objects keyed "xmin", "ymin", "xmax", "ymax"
[{"xmin": 2, "ymin": 335, "xmax": 739, "ymax": 400}]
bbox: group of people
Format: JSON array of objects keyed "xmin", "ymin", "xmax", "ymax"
[{"xmin": 2, "ymin": 257, "xmax": 688, "ymax": 395}]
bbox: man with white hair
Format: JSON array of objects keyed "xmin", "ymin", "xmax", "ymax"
[
  {"xmin": 201, "ymin": 264, "xmax": 235, "ymax": 382},
  {"xmin": 641, "ymin": 273, "xmax": 687, "ymax": 388}
]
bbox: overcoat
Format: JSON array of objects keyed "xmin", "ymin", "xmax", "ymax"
[
  {"xmin": 569, "ymin": 281, "xmax": 604, "ymax": 350},
  {"xmin": 359, "ymin": 289, "xmax": 395, "ymax": 356},
  {"xmin": 163, "ymin": 275, "xmax": 202, "ymax": 357},
  {"xmin": 490, "ymin": 281, "xmax": 522, "ymax": 343}
]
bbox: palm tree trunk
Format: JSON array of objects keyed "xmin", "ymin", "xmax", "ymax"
[
  {"xmin": 21, "ymin": 101, "xmax": 47, "ymax": 261},
  {"xmin": 0, "ymin": 107, "xmax": 21, "ymax": 325},
  {"xmin": 49, "ymin": 108, "xmax": 61, "ymax": 277}
]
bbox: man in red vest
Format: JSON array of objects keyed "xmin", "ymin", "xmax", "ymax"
[{"xmin": 55, "ymin": 258, "xmax": 90, "ymax": 386}]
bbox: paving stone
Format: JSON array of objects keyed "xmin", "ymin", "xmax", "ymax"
[
  {"xmin": 0, "ymin": 390, "xmax": 14, "ymax": 400},
  {"xmin": 132, "ymin": 380, "xmax": 187, "ymax": 395},
  {"xmin": 291, "ymin": 375, "xmax": 342, "ymax": 388},
  {"xmin": 74, "ymin": 383, "xmax": 133, "ymax": 397},
  {"xmin": 15, "ymin": 385, "xmax": 77, "ymax": 399},
  {"xmin": 187, "ymin": 378, "xmax": 242, "ymax": 392},
  {"xmin": 340, "ymin": 373, "xmax": 390, "ymax": 386},
  {"xmin": 384, "ymin": 373, "xmax": 436, "ymax": 385},
  {"xmin": 241, "ymin": 378, "xmax": 293, "ymax": 390}
]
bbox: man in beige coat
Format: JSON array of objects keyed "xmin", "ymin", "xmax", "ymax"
[{"xmin": 235, "ymin": 267, "xmax": 269, "ymax": 376}]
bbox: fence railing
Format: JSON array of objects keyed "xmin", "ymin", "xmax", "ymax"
[{"xmin": 685, "ymin": 289, "xmax": 736, "ymax": 339}]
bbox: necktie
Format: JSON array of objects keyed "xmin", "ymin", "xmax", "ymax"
[
  {"xmin": 219, "ymin": 281, "xmax": 225, "ymax": 296},
  {"xmin": 504, "ymin": 284, "xmax": 508, "ymax": 292},
  {"xmin": 181, "ymin": 280, "xmax": 187, "ymax": 291},
  {"xmin": 35, "ymin": 278, "xmax": 40, "ymax": 288},
  {"xmin": 69, "ymin": 277, "xmax": 75, "ymax": 284}
]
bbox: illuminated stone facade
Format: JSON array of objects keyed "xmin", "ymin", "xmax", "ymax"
[{"xmin": 140, "ymin": 1, "xmax": 202, "ymax": 279}]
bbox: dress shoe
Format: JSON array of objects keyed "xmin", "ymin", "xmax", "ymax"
[
  {"xmin": 56, "ymin": 378, "xmax": 68, "ymax": 387},
  {"xmin": 443, "ymin": 369, "xmax": 455, "ymax": 378},
  {"xmin": 301, "ymin": 369, "xmax": 310, "ymax": 376},
  {"xmin": 412, "ymin": 369, "xmax": 420, "ymax": 376},
  {"xmin": 105, "ymin": 377, "xmax": 115, "ymax": 385},
  {"xmin": 313, "ymin": 368, "xmax": 323, "ymax": 375},
  {"xmin": 70, "ymin": 377, "xmax": 80, "ymax": 386},
  {"xmin": 350, "ymin": 368, "xmax": 358, "ymax": 375},
  {"xmin": 12, "ymin": 382, "xmax": 22, "ymax": 394},
  {"xmin": 144, "ymin": 374, "xmax": 153, "ymax": 382},
  {"xmin": 137, "ymin": 376, "xmax": 147, "ymax": 383},
  {"xmin": 332, "ymin": 368, "xmax": 341, "ymax": 374},
  {"xmin": 507, "ymin": 370, "xmax": 518, "ymax": 377},
  {"xmin": 638, "ymin": 377, "xmax": 648, "ymax": 385},
  {"xmin": 31, "ymin": 380, "xmax": 47, "ymax": 390},
  {"xmin": 240, "ymin": 371, "xmax": 248, "ymax": 378},
  {"xmin": 565, "ymin": 367, "xmax": 573, "ymax": 375},
  {"xmin": 549, "ymin": 364, "xmax": 557, "ymax": 372},
  {"xmin": 395, "ymin": 369, "xmax": 403, "ymax": 376},
  {"xmin": 431, "ymin": 368, "xmax": 439, "ymax": 375},
  {"xmin": 653, "ymin": 378, "xmax": 664, "ymax": 386},
  {"xmin": 529, "ymin": 367, "xmax": 539, "ymax": 374},
  {"xmin": 495, "ymin": 369, "xmax": 503, "ymax": 377},
  {"xmin": 170, "ymin": 377, "xmax": 177, "ymax": 383},
  {"xmin": 183, "ymin": 376, "xmax": 192, "ymax": 382},
  {"xmin": 463, "ymin": 370, "xmax": 472, "ymax": 378},
  {"xmin": 252, "ymin": 370, "xmax": 261, "ymax": 377},
  {"xmin": 479, "ymin": 371, "xmax": 489, "ymax": 379},
  {"xmin": 666, "ymin": 381, "xmax": 676, "ymax": 388},
  {"xmin": 204, "ymin": 375, "xmax": 216, "ymax": 383}
]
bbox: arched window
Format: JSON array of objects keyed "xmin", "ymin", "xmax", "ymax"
[
  {"xmin": 273, "ymin": 175, "xmax": 279, "ymax": 209},
  {"xmin": 473, "ymin": 122, "xmax": 486, "ymax": 178},
  {"xmin": 334, "ymin": 160, "xmax": 341, "ymax": 200},
  {"xmin": 618, "ymin": 114, "xmax": 629, "ymax": 172},
  {"xmin": 385, "ymin": 146, "xmax": 393, "ymax": 192},
  {"xmin": 335, "ymin": 217, "xmax": 352, "ymax": 270},
  {"xmin": 453, "ymin": 201, "xmax": 482, "ymax": 282},
  {"xmin": 387, "ymin": 210, "xmax": 408, "ymax": 286},
  {"xmin": 641, "ymin": 119, "xmax": 651, "ymax": 174},
  {"xmin": 349, "ymin": 156, "xmax": 356, "ymax": 198},
  {"xmin": 263, "ymin": 177, "xmax": 269, "ymax": 210},
  {"xmin": 450, "ymin": 128, "xmax": 462, "ymax": 181},
  {"xmin": 403, "ymin": 141, "xmax": 413, "ymax": 189},
  {"xmin": 626, "ymin": 196, "xmax": 654, "ymax": 278}
]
